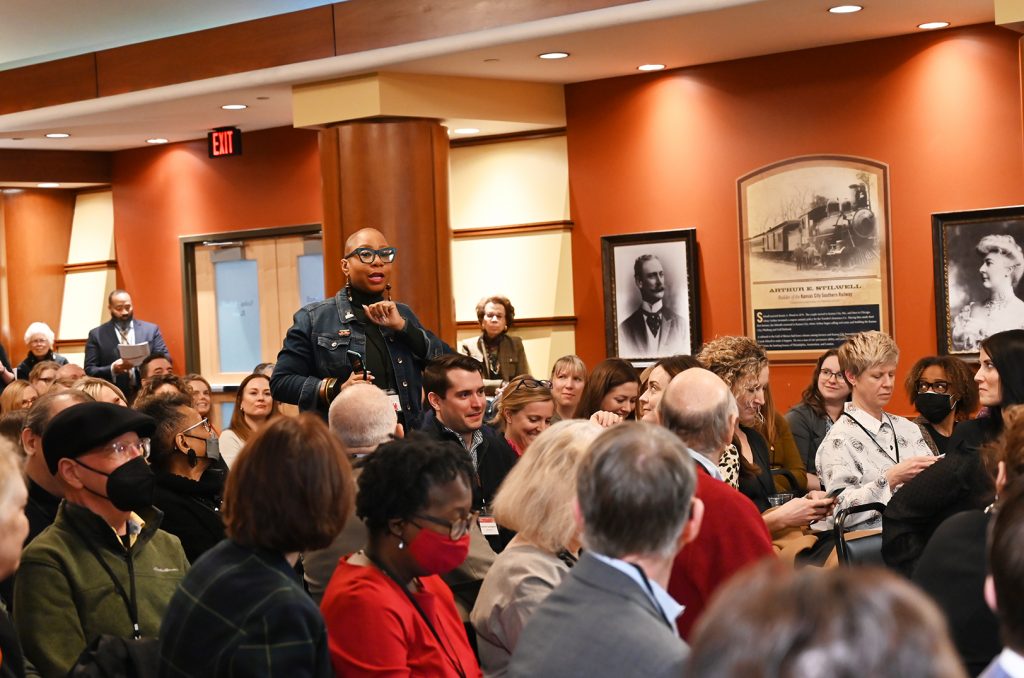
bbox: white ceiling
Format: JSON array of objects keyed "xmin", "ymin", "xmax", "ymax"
[{"xmin": 0, "ymin": 0, "xmax": 997, "ymax": 153}]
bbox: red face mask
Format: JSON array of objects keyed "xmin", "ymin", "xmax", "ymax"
[{"xmin": 408, "ymin": 527, "xmax": 470, "ymax": 575}]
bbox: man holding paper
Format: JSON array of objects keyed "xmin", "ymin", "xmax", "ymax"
[{"xmin": 85, "ymin": 289, "xmax": 169, "ymax": 400}]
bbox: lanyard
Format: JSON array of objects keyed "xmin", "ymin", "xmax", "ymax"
[{"xmin": 842, "ymin": 411, "xmax": 900, "ymax": 464}]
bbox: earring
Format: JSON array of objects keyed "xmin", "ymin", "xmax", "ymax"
[
  {"xmin": 398, "ymin": 539, "xmax": 405, "ymax": 550},
  {"xmin": 186, "ymin": 447, "xmax": 198, "ymax": 468}
]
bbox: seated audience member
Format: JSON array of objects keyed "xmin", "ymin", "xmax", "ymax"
[
  {"xmin": 659, "ymin": 368, "xmax": 774, "ymax": 639},
  {"xmin": 549, "ymin": 354, "xmax": 586, "ymax": 423},
  {"xmin": 510, "ymin": 423, "xmax": 704, "ymax": 678},
  {"xmin": 884, "ymin": 330, "xmax": 1024, "ymax": 574},
  {"xmin": 159, "ymin": 415, "xmax": 350, "ymax": 677},
  {"xmin": 0, "ymin": 410, "xmax": 27, "ymax": 451},
  {"xmin": 816, "ymin": 331, "xmax": 935, "ymax": 530},
  {"xmin": 419, "ymin": 354, "xmax": 518, "ymax": 516},
  {"xmin": 56, "ymin": 362, "xmax": 86, "ymax": 384},
  {"xmin": 220, "ymin": 372, "xmax": 279, "ymax": 466},
  {"xmin": 471, "ymin": 420, "xmax": 602, "ymax": 675},
  {"xmin": 0, "ymin": 438, "xmax": 29, "ymax": 678},
  {"xmin": 135, "ymin": 393, "xmax": 224, "ymax": 564},
  {"xmin": 72, "ymin": 375, "xmax": 128, "ymax": 406},
  {"xmin": 320, "ymin": 435, "xmax": 482, "ymax": 678},
  {"xmin": 490, "ymin": 376, "xmax": 555, "ymax": 456},
  {"xmin": 573, "ymin": 358, "xmax": 641, "ymax": 427},
  {"xmin": 184, "ymin": 373, "xmax": 214, "ymax": 428},
  {"xmin": 27, "ymin": 361, "xmax": 60, "ymax": 397},
  {"xmin": 20, "ymin": 391, "xmax": 94, "ymax": 543},
  {"xmin": 253, "ymin": 362, "xmax": 274, "ymax": 378},
  {"xmin": 0, "ymin": 381, "xmax": 36, "ymax": 414},
  {"xmin": 16, "ymin": 322, "xmax": 68, "ymax": 378},
  {"xmin": 755, "ymin": 385, "xmax": 808, "ymax": 494},
  {"xmin": 903, "ymin": 355, "xmax": 978, "ymax": 455},
  {"xmin": 980, "ymin": 477, "xmax": 1024, "ymax": 678},
  {"xmin": 460, "ymin": 295, "xmax": 531, "ymax": 396},
  {"xmin": 14, "ymin": 402, "xmax": 188, "ymax": 677},
  {"xmin": 132, "ymin": 373, "xmax": 188, "ymax": 405},
  {"xmin": 140, "ymin": 353, "xmax": 173, "ymax": 382},
  {"xmin": 786, "ymin": 348, "xmax": 851, "ymax": 491},
  {"xmin": 912, "ymin": 406, "xmax": 1024, "ymax": 674},
  {"xmin": 303, "ymin": 383, "xmax": 402, "ymax": 604},
  {"xmin": 637, "ymin": 355, "xmax": 701, "ymax": 422},
  {"xmin": 688, "ymin": 561, "xmax": 967, "ymax": 678}
]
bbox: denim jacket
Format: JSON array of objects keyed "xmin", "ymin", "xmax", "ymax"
[{"xmin": 270, "ymin": 290, "xmax": 448, "ymax": 425}]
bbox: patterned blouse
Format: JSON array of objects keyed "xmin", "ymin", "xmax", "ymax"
[{"xmin": 816, "ymin": 402, "xmax": 934, "ymax": 530}]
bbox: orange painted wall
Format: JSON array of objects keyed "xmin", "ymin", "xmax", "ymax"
[
  {"xmin": 565, "ymin": 24, "xmax": 1024, "ymax": 415},
  {"xmin": 111, "ymin": 126, "xmax": 322, "ymax": 371},
  {"xmin": 0, "ymin": 189, "xmax": 75, "ymax": 358}
]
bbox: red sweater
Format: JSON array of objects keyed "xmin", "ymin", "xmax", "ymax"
[
  {"xmin": 321, "ymin": 558, "xmax": 482, "ymax": 678},
  {"xmin": 669, "ymin": 468, "xmax": 775, "ymax": 639}
]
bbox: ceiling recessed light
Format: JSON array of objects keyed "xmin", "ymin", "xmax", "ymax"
[
  {"xmin": 453, "ymin": 128, "xmax": 480, "ymax": 135},
  {"xmin": 221, "ymin": 104, "xmax": 248, "ymax": 110},
  {"xmin": 917, "ymin": 21, "xmax": 950, "ymax": 29},
  {"xmin": 45, "ymin": 133, "xmax": 70, "ymax": 138},
  {"xmin": 539, "ymin": 52, "xmax": 569, "ymax": 60},
  {"xmin": 146, "ymin": 138, "xmax": 168, "ymax": 144},
  {"xmin": 828, "ymin": 5, "xmax": 863, "ymax": 14},
  {"xmin": 37, "ymin": 183, "xmax": 60, "ymax": 188},
  {"xmin": 638, "ymin": 64, "xmax": 666, "ymax": 72}
]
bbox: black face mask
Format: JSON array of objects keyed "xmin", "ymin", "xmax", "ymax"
[
  {"xmin": 914, "ymin": 392, "xmax": 956, "ymax": 424},
  {"xmin": 75, "ymin": 456, "xmax": 155, "ymax": 512}
]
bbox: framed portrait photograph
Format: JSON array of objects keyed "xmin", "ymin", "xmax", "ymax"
[
  {"xmin": 738, "ymin": 155, "xmax": 893, "ymax": 362},
  {"xmin": 933, "ymin": 206, "xmax": 1024, "ymax": 355},
  {"xmin": 601, "ymin": 229, "xmax": 701, "ymax": 365}
]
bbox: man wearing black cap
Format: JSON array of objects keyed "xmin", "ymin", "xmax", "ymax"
[{"xmin": 12, "ymin": 402, "xmax": 189, "ymax": 678}]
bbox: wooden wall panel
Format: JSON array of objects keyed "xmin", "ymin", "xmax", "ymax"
[
  {"xmin": 96, "ymin": 6, "xmax": 336, "ymax": 96},
  {"xmin": 0, "ymin": 150, "xmax": 112, "ymax": 184},
  {"xmin": 0, "ymin": 55, "xmax": 97, "ymax": 115}
]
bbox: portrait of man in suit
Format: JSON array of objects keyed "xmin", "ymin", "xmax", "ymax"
[{"xmin": 618, "ymin": 253, "xmax": 690, "ymax": 359}]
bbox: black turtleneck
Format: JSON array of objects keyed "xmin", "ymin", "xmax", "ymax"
[{"xmin": 346, "ymin": 287, "xmax": 428, "ymax": 391}]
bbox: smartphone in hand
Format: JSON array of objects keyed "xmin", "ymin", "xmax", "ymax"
[{"xmin": 347, "ymin": 350, "xmax": 367, "ymax": 379}]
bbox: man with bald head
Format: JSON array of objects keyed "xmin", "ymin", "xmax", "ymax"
[
  {"xmin": 658, "ymin": 367, "xmax": 774, "ymax": 639},
  {"xmin": 271, "ymin": 228, "xmax": 448, "ymax": 425}
]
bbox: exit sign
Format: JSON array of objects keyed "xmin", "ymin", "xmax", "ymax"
[{"xmin": 208, "ymin": 127, "xmax": 242, "ymax": 158}]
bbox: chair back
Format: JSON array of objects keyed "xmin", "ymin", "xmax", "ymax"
[{"xmin": 832, "ymin": 502, "xmax": 887, "ymax": 566}]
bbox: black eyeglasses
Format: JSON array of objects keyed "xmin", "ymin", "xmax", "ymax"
[
  {"xmin": 412, "ymin": 511, "xmax": 480, "ymax": 540},
  {"xmin": 509, "ymin": 378, "xmax": 552, "ymax": 394},
  {"xmin": 819, "ymin": 368, "xmax": 843, "ymax": 382},
  {"xmin": 343, "ymin": 247, "xmax": 397, "ymax": 264},
  {"xmin": 917, "ymin": 379, "xmax": 950, "ymax": 395}
]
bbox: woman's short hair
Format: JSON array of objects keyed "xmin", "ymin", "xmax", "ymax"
[
  {"xmin": 903, "ymin": 355, "xmax": 979, "ymax": 418},
  {"xmin": 229, "ymin": 373, "xmax": 280, "ymax": 442},
  {"xmin": 132, "ymin": 373, "xmax": 188, "ymax": 406},
  {"xmin": 837, "ymin": 331, "xmax": 898, "ymax": 378},
  {"xmin": 475, "ymin": 295, "xmax": 515, "ymax": 329},
  {"xmin": 134, "ymin": 393, "xmax": 194, "ymax": 473},
  {"xmin": 550, "ymin": 354, "xmax": 587, "ymax": 381},
  {"xmin": 490, "ymin": 376, "xmax": 553, "ymax": 430},
  {"xmin": 800, "ymin": 348, "xmax": 851, "ymax": 416},
  {"xmin": 223, "ymin": 414, "xmax": 352, "ymax": 553},
  {"xmin": 28, "ymin": 361, "xmax": 60, "ymax": 383},
  {"xmin": 977, "ymin": 234, "xmax": 1024, "ymax": 287},
  {"xmin": 72, "ymin": 376, "xmax": 128, "ymax": 405},
  {"xmin": 0, "ymin": 381, "xmax": 35, "ymax": 414},
  {"xmin": 981, "ymin": 330, "xmax": 1024, "ymax": 410},
  {"xmin": 23, "ymin": 322, "xmax": 54, "ymax": 346},
  {"xmin": 355, "ymin": 433, "xmax": 474, "ymax": 535},
  {"xmin": 689, "ymin": 561, "xmax": 966, "ymax": 678},
  {"xmin": 697, "ymin": 336, "xmax": 768, "ymax": 390},
  {"xmin": 492, "ymin": 420, "xmax": 602, "ymax": 552},
  {"xmin": 573, "ymin": 358, "xmax": 639, "ymax": 419}
]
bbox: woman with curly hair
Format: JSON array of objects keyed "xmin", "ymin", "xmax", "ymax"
[
  {"xmin": 901, "ymin": 355, "xmax": 979, "ymax": 456},
  {"xmin": 459, "ymin": 295, "xmax": 530, "ymax": 396}
]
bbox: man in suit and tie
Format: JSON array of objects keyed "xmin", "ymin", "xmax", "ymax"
[
  {"xmin": 509, "ymin": 422, "xmax": 704, "ymax": 678},
  {"xmin": 84, "ymin": 289, "xmax": 169, "ymax": 400},
  {"xmin": 618, "ymin": 254, "xmax": 689, "ymax": 358},
  {"xmin": 981, "ymin": 482, "xmax": 1024, "ymax": 678}
]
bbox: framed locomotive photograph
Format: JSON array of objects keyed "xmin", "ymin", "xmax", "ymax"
[
  {"xmin": 738, "ymin": 155, "xmax": 893, "ymax": 362},
  {"xmin": 933, "ymin": 205, "xmax": 1024, "ymax": 356},
  {"xmin": 601, "ymin": 229, "xmax": 701, "ymax": 366}
]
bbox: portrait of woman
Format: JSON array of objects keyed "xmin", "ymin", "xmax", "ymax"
[{"xmin": 951, "ymin": 234, "xmax": 1024, "ymax": 352}]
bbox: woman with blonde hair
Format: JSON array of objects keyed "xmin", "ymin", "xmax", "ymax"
[
  {"xmin": 490, "ymin": 376, "xmax": 555, "ymax": 456},
  {"xmin": 549, "ymin": 355, "xmax": 586, "ymax": 423},
  {"xmin": 471, "ymin": 420, "xmax": 602, "ymax": 676},
  {"xmin": 72, "ymin": 376, "xmax": 128, "ymax": 406},
  {"xmin": 0, "ymin": 380, "xmax": 37, "ymax": 414}
]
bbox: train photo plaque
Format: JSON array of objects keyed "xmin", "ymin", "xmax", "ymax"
[{"xmin": 737, "ymin": 155, "xmax": 893, "ymax": 361}]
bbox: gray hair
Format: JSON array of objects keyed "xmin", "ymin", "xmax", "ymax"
[
  {"xmin": 578, "ymin": 422, "xmax": 696, "ymax": 559},
  {"xmin": 659, "ymin": 370, "xmax": 738, "ymax": 458},
  {"xmin": 23, "ymin": 322, "xmax": 55, "ymax": 346},
  {"xmin": 328, "ymin": 383, "xmax": 397, "ymax": 450}
]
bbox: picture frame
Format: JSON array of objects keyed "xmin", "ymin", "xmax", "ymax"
[
  {"xmin": 601, "ymin": 229, "xmax": 701, "ymax": 365},
  {"xmin": 932, "ymin": 205, "xmax": 1024, "ymax": 356}
]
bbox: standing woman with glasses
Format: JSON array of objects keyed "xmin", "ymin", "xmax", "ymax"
[
  {"xmin": 460, "ymin": 296, "xmax": 531, "ymax": 396},
  {"xmin": 786, "ymin": 348, "xmax": 852, "ymax": 491},
  {"xmin": 272, "ymin": 227, "xmax": 448, "ymax": 427},
  {"xmin": 321, "ymin": 434, "xmax": 482, "ymax": 677},
  {"xmin": 490, "ymin": 376, "xmax": 554, "ymax": 456}
]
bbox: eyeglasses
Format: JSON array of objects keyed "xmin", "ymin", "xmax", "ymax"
[
  {"xmin": 509, "ymin": 378, "xmax": 552, "ymax": 395},
  {"xmin": 180, "ymin": 418, "xmax": 214, "ymax": 442},
  {"xmin": 916, "ymin": 380, "xmax": 950, "ymax": 395},
  {"xmin": 819, "ymin": 368, "xmax": 843, "ymax": 382},
  {"xmin": 101, "ymin": 438, "xmax": 151, "ymax": 460},
  {"xmin": 412, "ymin": 511, "xmax": 480, "ymax": 540},
  {"xmin": 343, "ymin": 246, "xmax": 397, "ymax": 264}
]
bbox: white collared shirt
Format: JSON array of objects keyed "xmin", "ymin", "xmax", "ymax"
[
  {"xmin": 589, "ymin": 551, "xmax": 684, "ymax": 634},
  {"xmin": 688, "ymin": 449, "xmax": 723, "ymax": 481},
  {"xmin": 996, "ymin": 648, "xmax": 1024, "ymax": 677}
]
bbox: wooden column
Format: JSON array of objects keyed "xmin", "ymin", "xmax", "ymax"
[{"xmin": 319, "ymin": 117, "xmax": 454, "ymax": 343}]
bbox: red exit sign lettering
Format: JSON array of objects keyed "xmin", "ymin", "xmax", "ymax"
[{"xmin": 208, "ymin": 127, "xmax": 242, "ymax": 158}]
